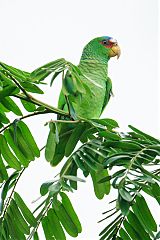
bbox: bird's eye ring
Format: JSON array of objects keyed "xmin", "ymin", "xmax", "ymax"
[{"xmin": 102, "ymin": 40, "xmax": 108, "ymax": 45}]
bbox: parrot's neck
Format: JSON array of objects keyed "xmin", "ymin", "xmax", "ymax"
[{"xmin": 80, "ymin": 43, "xmax": 110, "ymax": 64}]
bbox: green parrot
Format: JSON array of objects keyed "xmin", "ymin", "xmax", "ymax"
[
  {"xmin": 53, "ymin": 36, "xmax": 120, "ymax": 164},
  {"xmin": 52, "ymin": 36, "xmax": 120, "ymax": 199},
  {"xmin": 58, "ymin": 36, "xmax": 120, "ymax": 119}
]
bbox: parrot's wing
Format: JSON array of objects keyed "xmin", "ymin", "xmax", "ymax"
[{"xmin": 101, "ymin": 77, "xmax": 112, "ymax": 114}]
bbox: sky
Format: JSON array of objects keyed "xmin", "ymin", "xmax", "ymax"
[{"xmin": 0, "ymin": 0, "xmax": 159, "ymax": 239}]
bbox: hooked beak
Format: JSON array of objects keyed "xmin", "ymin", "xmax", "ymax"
[{"xmin": 108, "ymin": 39, "xmax": 121, "ymax": 59}]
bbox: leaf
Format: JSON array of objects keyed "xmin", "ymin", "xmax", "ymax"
[
  {"xmin": 42, "ymin": 216, "xmax": 54, "ymax": 240},
  {"xmin": 0, "ymin": 154, "xmax": 8, "ymax": 182},
  {"xmin": 0, "ymin": 85, "xmax": 17, "ymax": 100},
  {"xmin": 123, "ymin": 220, "xmax": 142, "ymax": 240},
  {"xmin": 127, "ymin": 211, "xmax": 152, "ymax": 240},
  {"xmin": 48, "ymin": 182, "xmax": 61, "ymax": 194},
  {"xmin": 90, "ymin": 168, "xmax": 111, "ymax": 199},
  {"xmin": 119, "ymin": 188, "xmax": 133, "ymax": 202},
  {"xmin": 129, "ymin": 125, "xmax": 160, "ymax": 143},
  {"xmin": 5, "ymin": 212, "xmax": 26, "ymax": 240},
  {"xmin": 10, "ymin": 199, "xmax": 30, "ymax": 235},
  {"xmin": 33, "ymin": 232, "xmax": 39, "ymax": 240},
  {"xmin": 0, "ymin": 134, "xmax": 21, "ymax": 170},
  {"xmin": 4, "ymin": 129, "xmax": 29, "ymax": 167},
  {"xmin": 21, "ymin": 99, "xmax": 36, "ymax": 112},
  {"xmin": 151, "ymin": 182, "xmax": 160, "ymax": 205},
  {"xmin": 63, "ymin": 175, "xmax": 86, "ymax": 183},
  {"xmin": 65, "ymin": 123, "xmax": 86, "ymax": 157},
  {"xmin": 135, "ymin": 195, "xmax": 157, "ymax": 232},
  {"xmin": 119, "ymin": 228, "xmax": 132, "ymax": 240},
  {"xmin": 1, "ymin": 97, "xmax": 22, "ymax": 116},
  {"xmin": 99, "ymin": 130, "xmax": 121, "ymax": 140},
  {"xmin": 93, "ymin": 118, "xmax": 119, "ymax": 130},
  {"xmin": 47, "ymin": 209, "xmax": 66, "ymax": 240},
  {"xmin": 60, "ymin": 192, "xmax": 82, "ymax": 233},
  {"xmin": 0, "ymin": 112, "xmax": 10, "ymax": 124},
  {"xmin": 17, "ymin": 121, "xmax": 40, "ymax": 157},
  {"xmin": 0, "ymin": 62, "xmax": 29, "ymax": 81},
  {"xmin": 45, "ymin": 124, "xmax": 56, "ymax": 162},
  {"xmin": 53, "ymin": 200, "xmax": 78, "ymax": 237},
  {"xmin": 13, "ymin": 127, "xmax": 35, "ymax": 161},
  {"xmin": 20, "ymin": 81, "xmax": 44, "ymax": 94},
  {"xmin": 0, "ymin": 171, "xmax": 18, "ymax": 213},
  {"xmin": 118, "ymin": 195, "xmax": 130, "ymax": 216},
  {"xmin": 104, "ymin": 154, "xmax": 131, "ymax": 167},
  {"xmin": 40, "ymin": 181, "xmax": 55, "ymax": 196},
  {"xmin": 14, "ymin": 192, "xmax": 37, "ymax": 227},
  {"xmin": 98, "ymin": 176, "xmax": 112, "ymax": 184}
]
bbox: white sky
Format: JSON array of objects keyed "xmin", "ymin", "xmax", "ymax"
[{"xmin": 0, "ymin": 0, "xmax": 159, "ymax": 239}]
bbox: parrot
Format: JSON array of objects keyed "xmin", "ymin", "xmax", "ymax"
[
  {"xmin": 51, "ymin": 36, "xmax": 121, "ymax": 166},
  {"xmin": 58, "ymin": 36, "xmax": 120, "ymax": 119}
]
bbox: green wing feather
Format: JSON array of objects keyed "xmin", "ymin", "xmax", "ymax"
[{"xmin": 101, "ymin": 77, "xmax": 112, "ymax": 114}]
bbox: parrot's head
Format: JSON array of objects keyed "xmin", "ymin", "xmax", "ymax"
[{"xmin": 81, "ymin": 36, "xmax": 121, "ymax": 64}]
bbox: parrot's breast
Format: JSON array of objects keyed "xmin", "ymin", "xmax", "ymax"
[{"xmin": 72, "ymin": 62, "xmax": 108, "ymax": 119}]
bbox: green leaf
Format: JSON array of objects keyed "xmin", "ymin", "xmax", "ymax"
[
  {"xmin": 0, "ymin": 134, "xmax": 21, "ymax": 170},
  {"xmin": 0, "ymin": 85, "xmax": 17, "ymax": 100},
  {"xmin": 151, "ymin": 182, "xmax": 160, "ymax": 205},
  {"xmin": 53, "ymin": 200, "xmax": 78, "ymax": 237},
  {"xmin": 40, "ymin": 181, "xmax": 55, "ymax": 196},
  {"xmin": 33, "ymin": 232, "xmax": 39, "ymax": 240},
  {"xmin": 90, "ymin": 168, "xmax": 111, "ymax": 199},
  {"xmin": 0, "ymin": 154, "xmax": 8, "ymax": 182},
  {"xmin": 119, "ymin": 188, "xmax": 133, "ymax": 202},
  {"xmin": 129, "ymin": 125, "xmax": 160, "ymax": 143},
  {"xmin": 123, "ymin": 220, "xmax": 142, "ymax": 240},
  {"xmin": 10, "ymin": 199, "xmax": 30, "ymax": 235},
  {"xmin": 20, "ymin": 81, "xmax": 43, "ymax": 94},
  {"xmin": 14, "ymin": 192, "xmax": 37, "ymax": 227},
  {"xmin": 127, "ymin": 211, "xmax": 152, "ymax": 240},
  {"xmin": 48, "ymin": 182, "xmax": 61, "ymax": 194},
  {"xmin": 21, "ymin": 99, "xmax": 36, "ymax": 112},
  {"xmin": 13, "ymin": 127, "xmax": 35, "ymax": 161},
  {"xmin": 0, "ymin": 171, "xmax": 18, "ymax": 213},
  {"xmin": 119, "ymin": 228, "xmax": 132, "ymax": 240},
  {"xmin": 17, "ymin": 121, "xmax": 40, "ymax": 157},
  {"xmin": 65, "ymin": 123, "xmax": 86, "ymax": 157},
  {"xmin": 60, "ymin": 192, "xmax": 82, "ymax": 233},
  {"xmin": 99, "ymin": 130, "xmax": 121, "ymax": 140},
  {"xmin": 0, "ymin": 62, "xmax": 29, "ymax": 81},
  {"xmin": 1, "ymin": 97, "xmax": 22, "ymax": 116},
  {"xmin": 4, "ymin": 129, "xmax": 29, "ymax": 167},
  {"xmin": 0, "ymin": 112, "xmax": 10, "ymax": 124},
  {"xmin": 118, "ymin": 195, "xmax": 130, "ymax": 216},
  {"xmin": 135, "ymin": 195, "xmax": 157, "ymax": 232},
  {"xmin": 45, "ymin": 124, "xmax": 56, "ymax": 162},
  {"xmin": 5, "ymin": 212, "xmax": 26, "ymax": 240},
  {"xmin": 63, "ymin": 175, "xmax": 86, "ymax": 183},
  {"xmin": 47, "ymin": 209, "xmax": 66, "ymax": 240},
  {"xmin": 42, "ymin": 216, "xmax": 54, "ymax": 240}
]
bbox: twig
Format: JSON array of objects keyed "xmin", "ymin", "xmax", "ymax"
[
  {"xmin": 27, "ymin": 199, "xmax": 53, "ymax": 240},
  {"xmin": 1, "ymin": 168, "xmax": 25, "ymax": 220},
  {"xmin": 0, "ymin": 110, "xmax": 50, "ymax": 134},
  {"xmin": 46, "ymin": 119, "xmax": 80, "ymax": 124},
  {"xmin": 13, "ymin": 93, "xmax": 70, "ymax": 117}
]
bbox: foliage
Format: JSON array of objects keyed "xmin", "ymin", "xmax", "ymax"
[{"xmin": 0, "ymin": 59, "xmax": 159, "ymax": 240}]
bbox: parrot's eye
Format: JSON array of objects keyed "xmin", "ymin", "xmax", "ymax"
[{"xmin": 102, "ymin": 40, "xmax": 108, "ymax": 45}]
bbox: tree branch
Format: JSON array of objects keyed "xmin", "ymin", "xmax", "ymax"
[
  {"xmin": 0, "ymin": 110, "xmax": 50, "ymax": 134},
  {"xmin": 13, "ymin": 93, "xmax": 70, "ymax": 117}
]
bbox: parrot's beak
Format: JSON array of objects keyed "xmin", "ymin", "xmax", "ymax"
[{"xmin": 108, "ymin": 39, "xmax": 121, "ymax": 59}]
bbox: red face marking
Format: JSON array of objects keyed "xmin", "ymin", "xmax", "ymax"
[{"xmin": 100, "ymin": 40, "xmax": 114, "ymax": 49}]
